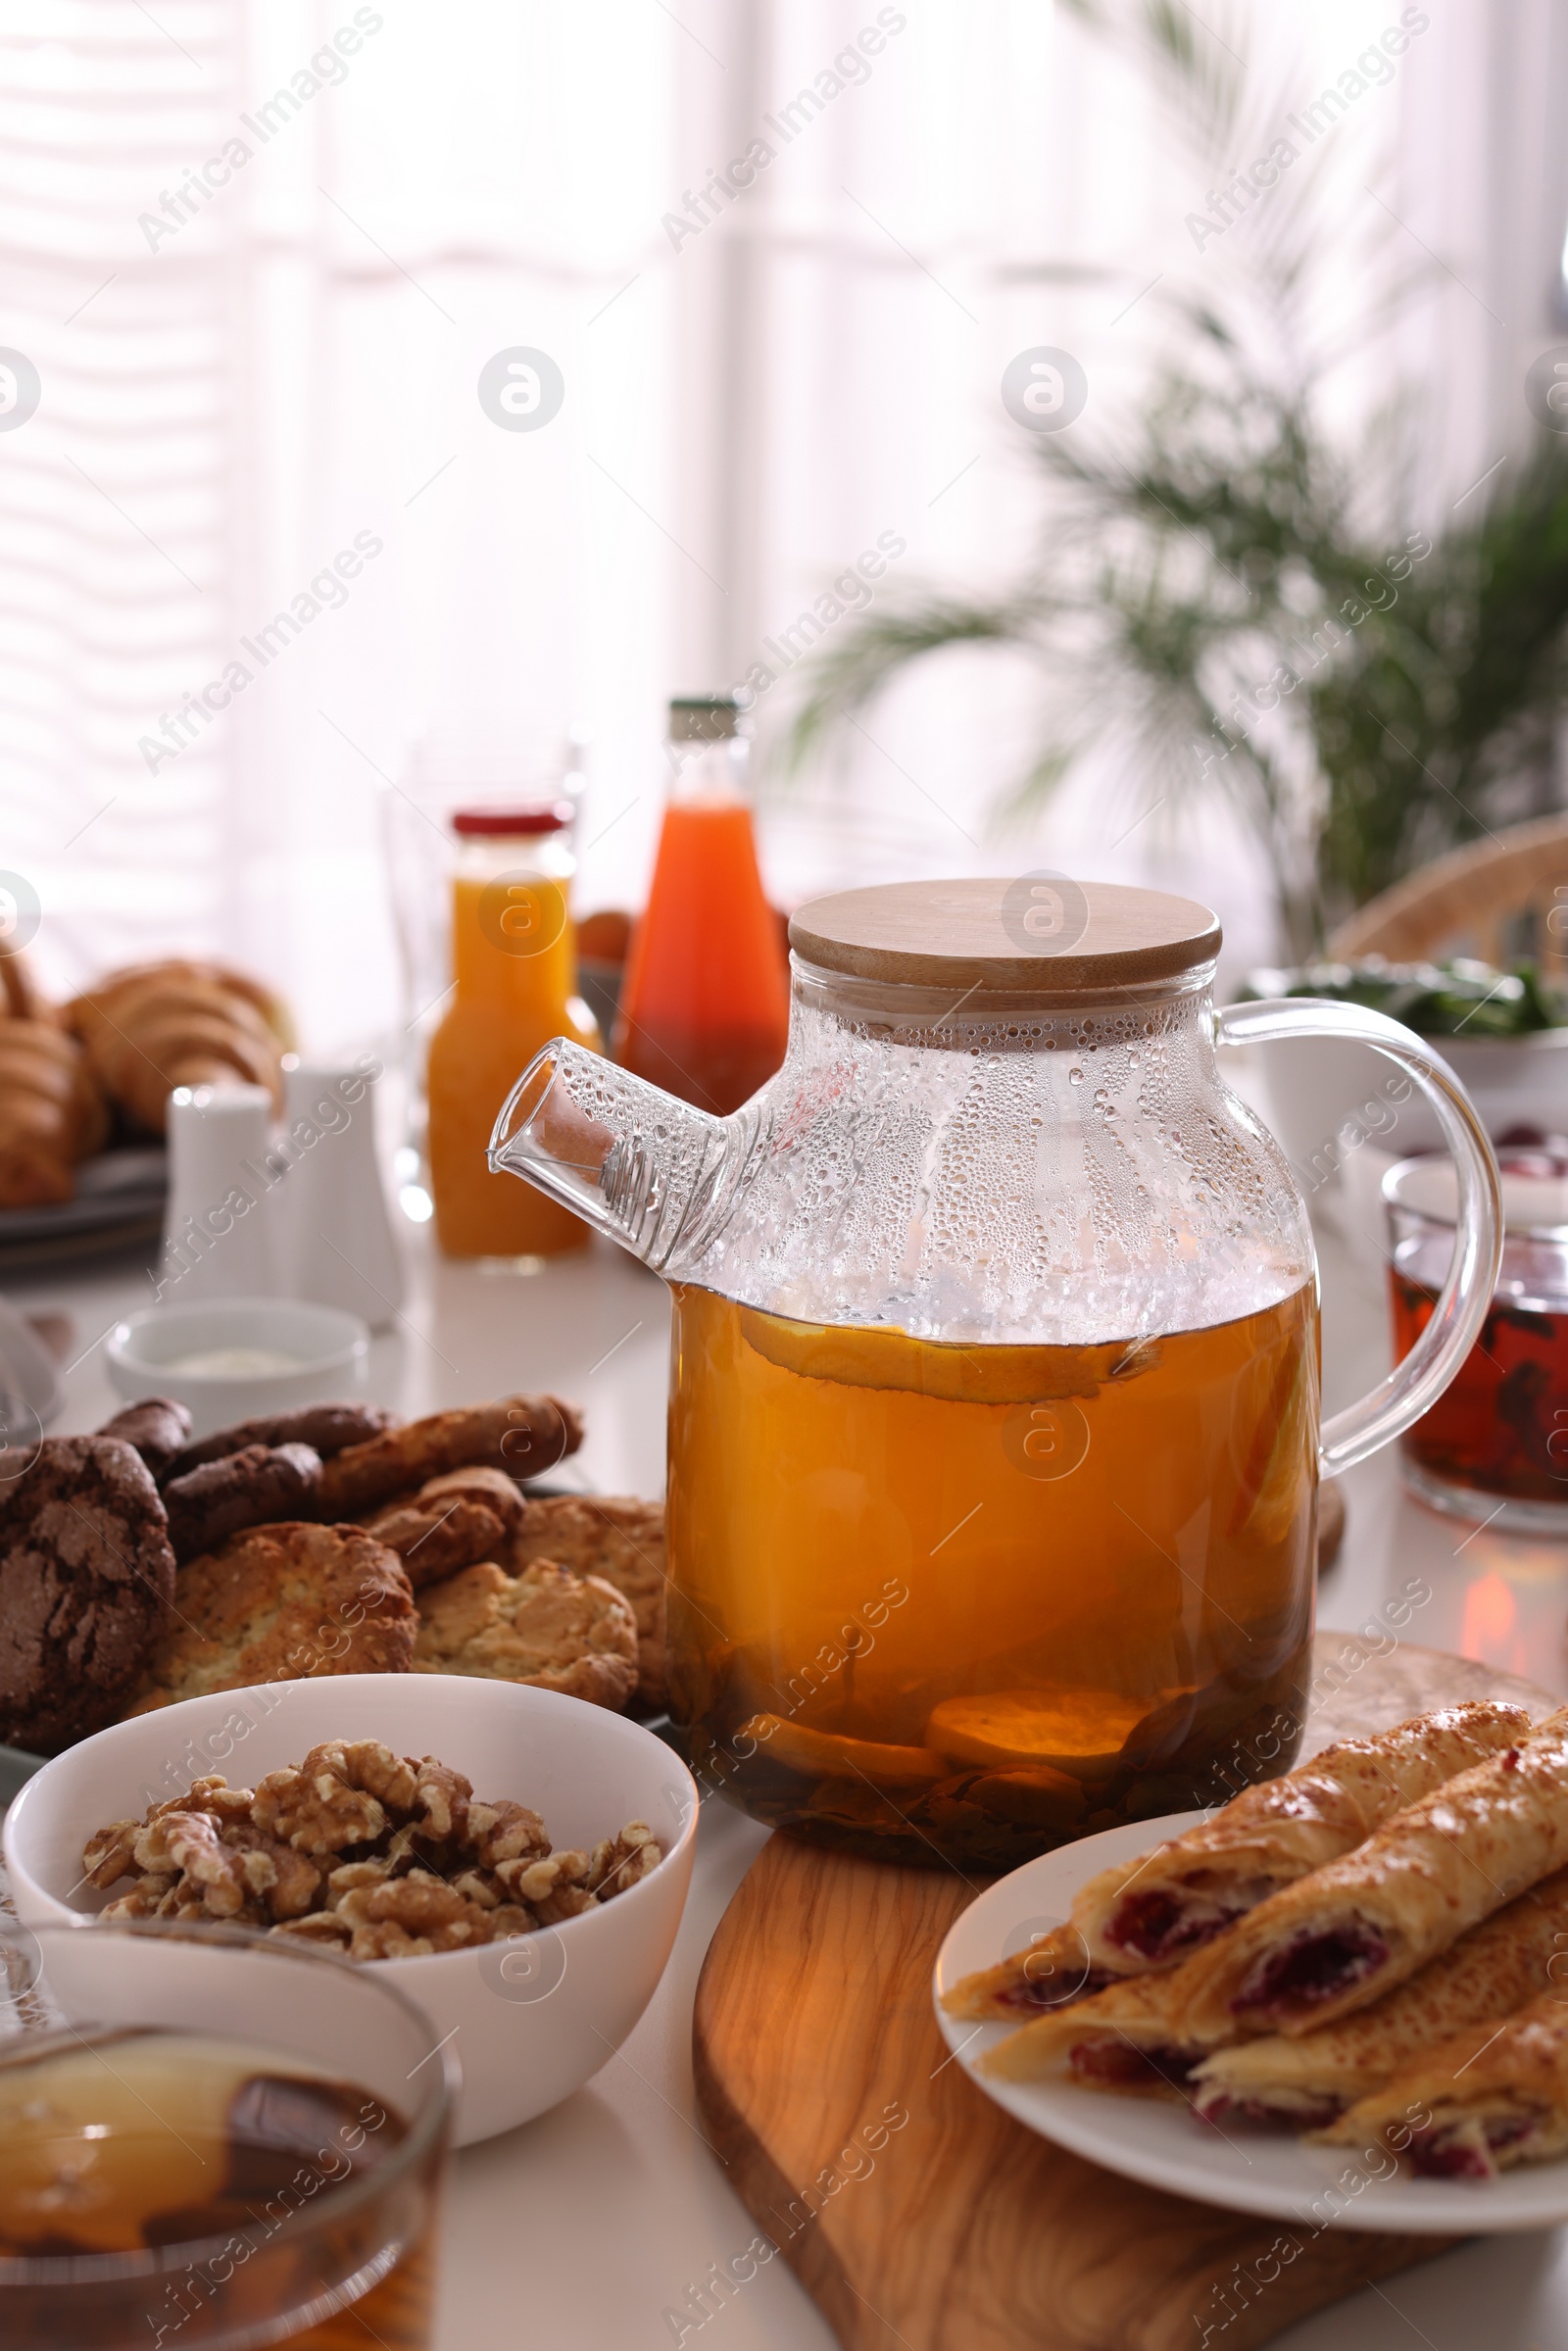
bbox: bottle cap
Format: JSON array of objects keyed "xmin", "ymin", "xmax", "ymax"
[
  {"xmin": 668, "ymin": 695, "xmax": 746, "ymax": 743},
  {"xmin": 451, "ymin": 808, "xmax": 570, "ymax": 837}
]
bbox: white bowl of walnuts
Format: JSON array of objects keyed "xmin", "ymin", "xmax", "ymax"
[{"xmin": 5, "ymin": 1672, "xmax": 699, "ymax": 2146}]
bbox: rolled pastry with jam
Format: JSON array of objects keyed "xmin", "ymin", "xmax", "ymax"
[
  {"xmin": 1191, "ymin": 1866, "xmax": 1568, "ymax": 2128},
  {"xmin": 942, "ymin": 1701, "xmax": 1533, "ymax": 2024},
  {"xmin": 1068, "ymin": 1701, "xmax": 1533, "ymax": 1974},
  {"xmin": 941, "ymin": 1923, "xmax": 1116, "ymax": 2025},
  {"xmin": 1320, "ymin": 1991, "xmax": 1568, "ymax": 2179},
  {"xmin": 1174, "ymin": 1708, "xmax": 1568, "ymax": 2042},
  {"xmin": 979, "ymin": 1964, "xmax": 1224, "ymax": 2096}
]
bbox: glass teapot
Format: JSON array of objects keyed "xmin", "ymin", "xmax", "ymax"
[{"xmin": 490, "ymin": 878, "xmax": 1501, "ymax": 1868}]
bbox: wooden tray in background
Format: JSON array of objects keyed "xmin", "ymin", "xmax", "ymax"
[{"xmin": 693, "ymin": 1637, "xmax": 1553, "ymax": 2351}]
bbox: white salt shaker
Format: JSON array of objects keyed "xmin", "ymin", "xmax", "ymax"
[
  {"xmin": 274, "ymin": 1058, "xmax": 405, "ymax": 1329},
  {"xmin": 159, "ymin": 1085, "xmax": 281, "ymax": 1302}
]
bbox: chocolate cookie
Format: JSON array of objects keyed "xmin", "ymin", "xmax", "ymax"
[
  {"xmin": 125, "ymin": 1522, "xmax": 416, "ymax": 1713},
  {"xmin": 318, "ymin": 1394, "xmax": 583, "ymax": 1517},
  {"xmin": 0, "ymin": 1436, "xmax": 175, "ymax": 1751},
  {"xmin": 167, "ymin": 1402, "xmax": 398, "ymax": 1481},
  {"xmin": 97, "ymin": 1397, "xmax": 193, "ymax": 1482},
  {"xmin": 162, "ymin": 1442, "xmax": 322, "ymax": 1563}
]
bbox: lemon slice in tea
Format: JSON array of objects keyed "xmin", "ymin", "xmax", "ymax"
[
  {"xmin": 737, "ymin": 1715, "xmax": 947, "ymax": 1787},
  {"xmin": 926, "ymin": 1690, "xmax": 1152, "ymax": 1780}
]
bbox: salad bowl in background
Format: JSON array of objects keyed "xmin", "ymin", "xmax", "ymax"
[{"xmin": 1233, "ymin": 960, "xmax": 1568, "ymax": 1199}]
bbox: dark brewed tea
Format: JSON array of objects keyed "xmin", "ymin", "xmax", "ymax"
[
  {"xmin": 1391, "ymin": 1258, "xmax": 1568, "ymax": 1505},
  {"xmin": 0, "ymin": 2030, "xmax": 430, "ymax": 2348},
  {"xmin": 1389, "ymin": 1143, "xmax": 1568, "ymax": 1514}
]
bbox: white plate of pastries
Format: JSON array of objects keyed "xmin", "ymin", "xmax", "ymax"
[{"xmin": 934, "ymin": 1699, "xmax": 1568, "ymax": 2230}]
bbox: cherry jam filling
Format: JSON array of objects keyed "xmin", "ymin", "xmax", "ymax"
[
  {"xmin": 1193, "ymin": 2089, "xmax": 1342, "ymax": 2131},
  {"xmin": 996, "ymin": 1965, "xmax": 1117, "ymax": 2014},
  {"xmin": 1105, "ymin": 1887, "xmax": 1246, "ymax": 1964},
  {"xmin": 1069, "ymin": 2039, "xmax": 1201, "ymax": 2092},
  {"xmin": 1408, "ymin": 2114, "xmax": 1537, "ymax": 2180},
  {"xmin": 1407, "ymin": 2131, "xmax": 1492, "ymax": 2180},
  {"xmin": 1232, "ymin": 1920, "xmax": 1391, "ymax": 2017}
]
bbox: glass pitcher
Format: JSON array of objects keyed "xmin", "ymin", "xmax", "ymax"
[{"xmin": 489, "ymin": 878, "xmax": 1501, "ymax": 1868}]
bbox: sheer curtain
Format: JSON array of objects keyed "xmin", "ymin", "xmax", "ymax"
[{"xmin": 4, "ymin": 0, "xmax": 1544, "ymax": 1051}]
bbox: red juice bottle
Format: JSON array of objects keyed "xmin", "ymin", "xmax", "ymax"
[{"xmin": 613, "ymin": 695, "xmax": 790, "ymax": 1115}]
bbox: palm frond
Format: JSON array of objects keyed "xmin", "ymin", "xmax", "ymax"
[
  {"xmin": 779, "ymin": 13, "xmax": 1568, "ymax": 954},
  {"xmin": 781, "ymin": 594, "xmax": 1055, "ymax": 770}
]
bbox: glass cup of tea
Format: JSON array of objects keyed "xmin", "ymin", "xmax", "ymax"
[
  {"xmin": 1386, "ymin": 1147, "xmax": 1568, "ymax": 1535},
  {"xmin": 0, "ymin": 1916, "xmax": 456, "ymax": 2350}
]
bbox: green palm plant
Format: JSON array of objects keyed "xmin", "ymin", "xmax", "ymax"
[{"xmin": 784, "ymin": 4, "xmax": 1568, "ymax": 957}]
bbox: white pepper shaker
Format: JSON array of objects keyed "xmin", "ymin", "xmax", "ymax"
[
  {"xmin": 273, "ymin": 1057, "xmax": 405, "ymax": 1329},
  {"xmin": 159, "ymin": 1084, "xmax": 281, "ymax": 1302}
]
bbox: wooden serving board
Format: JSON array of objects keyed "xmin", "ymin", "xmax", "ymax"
[{"xmin": 693, "ymin": 1637, "xmax": 1557, "ymax": 2351}]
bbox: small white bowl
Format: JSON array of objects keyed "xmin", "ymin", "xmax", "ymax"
[
  {"xmin": 3, "ymin": 1674, "xmax": 698, "ymax": 2146},
  {"xmin": 105, "ymin": 1296, "xmax": 369, "ymax": 1438}
]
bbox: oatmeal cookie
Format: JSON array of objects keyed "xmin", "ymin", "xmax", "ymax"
[
  {"xmin": 124, "ymin": 1522, "xmax": 415, "ymax": 1714},
  {"xmin": 96, "ymin": 1398, "xmax": 192, "ymax": 1482},
  {"xmin": 167, "ymin": 1402, "xmax": 398, "ymax": 1481},
  {"xmin": 0, "ymin": 1436, "xmax": 175, "ymax": 1751},
  {"xmin": 512, "ymin": 1495, "xmax": 665, "ymax": 1708},
  {"xmin": 162, "ymin": 1441, "xmax": 322, "ymax": 1563},
  {"xmin": 364, "ymin": 1465, "xmax": 523, "ymax": 1591},
  {"xmin": 318, "ymin": 1394, "xmax": 583, "ymax": 1517},
  {"xmin": 414, "ymin": 1558, "xmax": 638, "ymax": 1710}
]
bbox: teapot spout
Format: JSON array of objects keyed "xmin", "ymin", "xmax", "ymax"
[{"xmin": 487, "ymin": 1038, "xmax": 736, "ymax": 1274}]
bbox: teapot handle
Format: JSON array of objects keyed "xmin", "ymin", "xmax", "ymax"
[{"xmin": 1213, "ymin": 998, "xmax": 1502, "ymax": 1479}]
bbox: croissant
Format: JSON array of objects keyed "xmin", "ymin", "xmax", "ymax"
[
  {"xmin": 0, "ymin": 1017, "xmax": 110, "ymax": 1205},
  {"xmin": 1, "ymin": 944, "xmax": 51, "ymax": 1023},
  {"xmin": 67, "ymin": 959, "xmax": 292, "ymax": 1134}
]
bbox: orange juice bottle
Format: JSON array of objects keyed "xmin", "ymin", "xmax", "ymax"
[
  {"xmin": 426, "ymin": 808, "xmax": 600, "ymax": 1258},
  {"xmin": 613, "ymin": 696, "xmax": 789, "ymax": 1115}
]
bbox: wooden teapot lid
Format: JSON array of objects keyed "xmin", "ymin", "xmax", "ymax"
[{"xmin": 788, "ymin": 877, "xmax": 1222, "ymax": 992}]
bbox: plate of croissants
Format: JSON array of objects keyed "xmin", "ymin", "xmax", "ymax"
[
  {"xmin": 936, "ymin": 1698, "xmax": 1568, "ymax": 2229},
  {"xmin": 0, "ymin": 947, "xmax": 292, "ymax": 1265}
]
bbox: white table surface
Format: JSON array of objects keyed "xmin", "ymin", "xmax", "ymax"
[{"xmin": 8, "ymin": 1201, "xmax": 1568, "ymax": 2351}]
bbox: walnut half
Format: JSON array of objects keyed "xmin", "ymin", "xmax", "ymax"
[
  {"xmin": 588, "ymin": 1822, "xmax": 663, "ymax": 1900},
  {"xmin": 333, "ymin": 1872, "xmax": 496, "ymax": 1959},
  {"xmin": 80, "ymin": 1744, "xmax": 664, "ymax": 1962},
  {"xmin": 252, "ymin": 1739, "xmax": 416, "ymax": 1855}
]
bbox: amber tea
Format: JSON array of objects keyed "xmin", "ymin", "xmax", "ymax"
[
  {"xmin": 667, "ymin": 1281, "xmax": 1319, "ymax": 1867},
  {"xmin": 0, "ymin": 2029, "xmax": 432, "ymax": 2348},
  {"xmin": 500, "ymin": 884, "xmax": 1498, "ymax": 1866}
]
